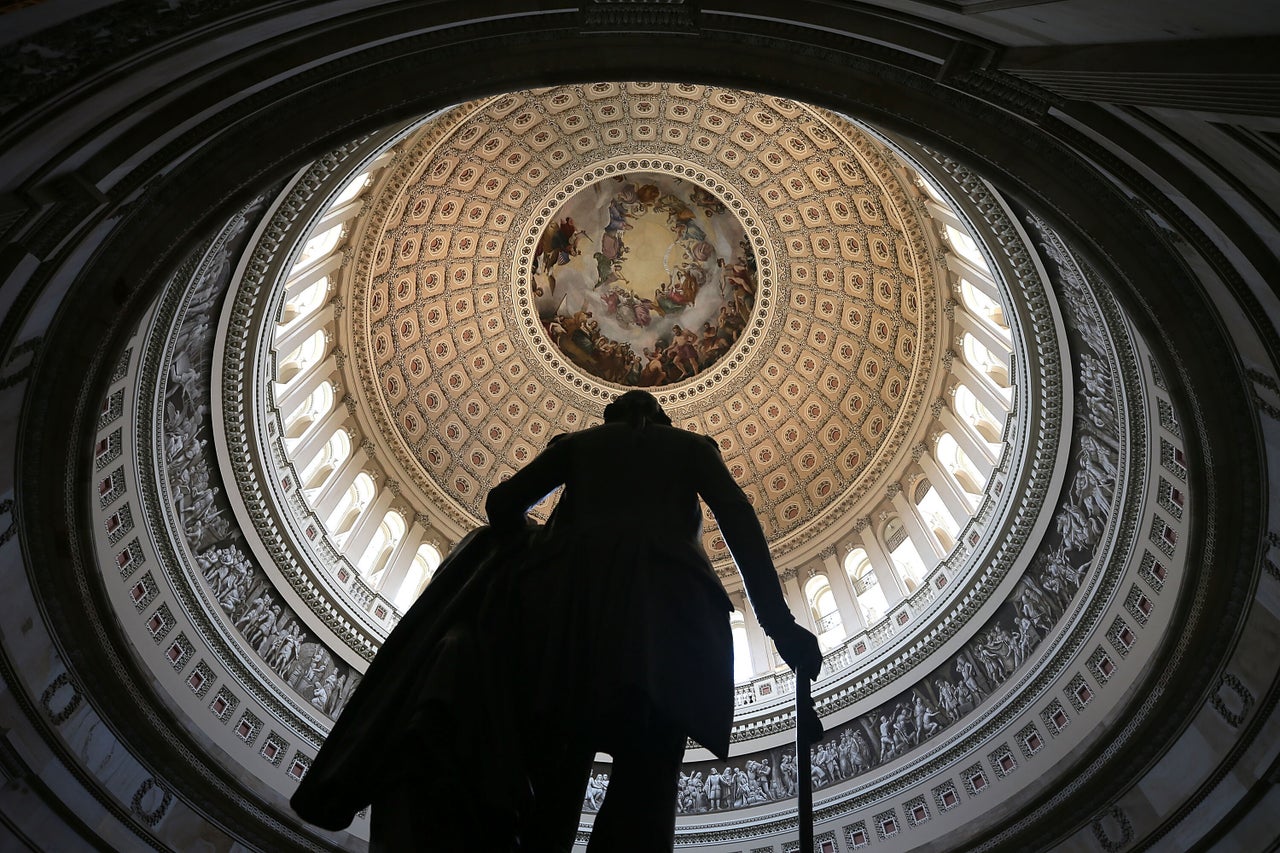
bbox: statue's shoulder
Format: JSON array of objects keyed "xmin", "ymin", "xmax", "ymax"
[{"xmin": 668, "ymin": 425, "xmax": 720, "ymax": 452}]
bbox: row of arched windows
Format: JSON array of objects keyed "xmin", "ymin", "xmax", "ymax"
[
  {"xmin": 731, "ymin": 192, "xmax": 1016, "ymax": 682},
  {"xmin": 271, "ymin": 153, "xmax": 444, "ymax": 618}
]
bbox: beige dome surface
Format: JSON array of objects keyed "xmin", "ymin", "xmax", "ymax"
[{"xmin": 350, "ymin": 85, "xmax": 941, "ymax": 562}]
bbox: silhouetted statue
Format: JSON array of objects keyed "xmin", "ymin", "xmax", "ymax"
[
  {"xmin": 291, "ymin": 390, "xmax": 820, "ymax": 852},
  {"xmin": 487, "ymin": 390, "xmax": 820, "ymax": 851}
]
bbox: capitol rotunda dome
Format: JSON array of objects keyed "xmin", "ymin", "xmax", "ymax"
[{"xmin": 58, "ymin": 80, "xmax": 1190, "ymax": 851}]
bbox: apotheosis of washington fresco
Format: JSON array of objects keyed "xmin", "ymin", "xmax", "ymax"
[{"xmin": 532, "ymin": 172, "xmax": 757, "ymax": 387}]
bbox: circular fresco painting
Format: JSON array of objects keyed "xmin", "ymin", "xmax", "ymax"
[{"xmin": 532, "ymin": 172, "xmax": 757, "ymax": 387}]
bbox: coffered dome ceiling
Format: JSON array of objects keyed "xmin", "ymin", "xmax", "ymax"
[{"xmin": 347, "ymin": 85, "xmax": 943, "ymax": 561}]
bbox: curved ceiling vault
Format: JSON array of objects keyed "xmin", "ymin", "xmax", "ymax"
[{"xmin": 1, "ymin": 3, "xmax": 1278, "ymax": 852}]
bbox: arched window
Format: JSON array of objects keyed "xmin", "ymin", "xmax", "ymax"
[
  {"xmin": 300, "ymin": 429, "xmax": 350, "ymax": 492},
  {"xmin": 917, "ymin": 486, "xmax": 959, "ymax": 552},
  {"xmin": 955, "ymin": 384, "xmax": 1004, "ymax": 445},
  {"xmin": 730, "ymin": 610, "xmax": 753, "ymax": 683},
  {"xmin": 295, "ymin": 223, "xmax": 344, "ymax": 270},
  {"xmin": 277, "ymin": 329, "xmax": 328, "ymax": 384},
  {"xmin": 415, "ymin": 542, "xmax": 442, "ymax": 586},
  {"xmin": 358, "ymin": 510, "xmax": 405, "ymax": 577},
  {"xmin": 281, "ymin": 276, "xmax": 330, "ymax": 325},
  {"xmin": 944, "ymin": 224, "xmax": 988, "ymax": 271},
  {"xmin": 391, "ymin": 543, "xmax": 442, "ymax": 611},
  {"xmin": 331, "ymin": 171, "xmax": 371, "ymax": 206},
  {"xmin": 938, "ymin": 433, "xmax": 984, "ymax": 496},
  {"xmin": 962, "ymin": 333, "xmax": 1011, "ymax": 390},
  {"xmin": 283, "ymin": 381, "xmax": 334, "ymax": 441},
  {"xmin": 805, "ymin": 574, "xmax": 846, "ymax": 652},
  {"xmin": 885, "ymin": 518, "xmax": 927, "ymax": 592},
  {"xmin": 959, "ymin": 279, "xmax": 1009, "ymax": 333},
  {"xmin": 917, "ymin": 176, "xmax": 948, "ymax": 205},
  {"xmin": 328, "ymin": 472, "xmax": 374, "ymax": 539},
  {"xmin": 845, "ymin": 548, "xmax": 888, "ymax": 624}
]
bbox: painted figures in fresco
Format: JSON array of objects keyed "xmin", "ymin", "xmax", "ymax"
[
  {"xmin": 162, "ymin": 211, "xmax": 361, "ymax": 721},
  {"xmin": 534, "ymin": 173, "xmax": 757, "ymax": 387}
]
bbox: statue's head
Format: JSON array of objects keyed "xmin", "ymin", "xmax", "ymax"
[{"xmin": 602, "ymin": 389, "xmax": 672, "ymax": 427}]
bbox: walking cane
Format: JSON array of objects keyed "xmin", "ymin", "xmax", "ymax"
[{"xmin": 796, "ymin": 670, "xmax": 821, "ymax": 852}]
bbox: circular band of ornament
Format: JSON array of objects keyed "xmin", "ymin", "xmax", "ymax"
[{"xmin": 512, "ymin": 156, "xmax": 775, "ymax": 408}]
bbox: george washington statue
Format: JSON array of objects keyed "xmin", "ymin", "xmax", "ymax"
[
  {"xmin": 483, "ymin": 390, "xmax": 821, "ymax": 851},
  {"xmin": 292, "ymin": 390, "xmax": 820, "ymax": 851}
]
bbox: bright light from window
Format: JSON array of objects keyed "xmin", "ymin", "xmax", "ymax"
[
  {"xmin": 945, "ymin": 223, "xmax": 988, "ymax": 271},
  {"xmin": 332, "ymin": 172, "xmax": 370, "ymax": 206},
  {"xmin": 730, "ymin": 611, "xmax": 753, "ymax": 683}
]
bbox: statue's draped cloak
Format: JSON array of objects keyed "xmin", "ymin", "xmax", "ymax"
[{"xmin": 290, "ymin": 526, "xmax": 528, "ymax": 831}]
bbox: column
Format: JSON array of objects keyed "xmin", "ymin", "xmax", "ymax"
[
  {"xmin": 315, "ymin": 198, "xmax": 364, "ymax": 232},
  {"xmin": 944, "ymin": 251, "xmax": 997, "ymax": 297},
  {"xmin": 376, "ymin": 521, "xmax": 427, "ymax": 599},
  {"xmin": 275, "ymin": 302, "xmax": 335, "ymax": 358},
  {"xmin": 290, "ymin": 409, "xmax": 348, "ymax": 475},
  {"xmin": 924, "ymin": 199, "xmax": 965, "ymax": 232},
  {"xmin": 954, "ymin": 309, "xmax": 1011, "ymax": 372},
  {"xmin": 284, "ymin": 253, "xmax": 343, "ymax": 300},
  {"xmin": 312, "ymin": 445, "xmax": 368, "ymax": 521},
  {"xmin": 938, "ymin": 403, "xmax": 997, "ymax": 477},
  {"xmin": 951, "ymin": 350, "xmax": 1012, "ymax": 416},
  {"xmin": 342, "ymin": 488, "xmax": 395, "ymax": 561},
  {"xmin": 821, "ymin": 553, "xmax": 865, "ymax": 634},
  {"xmin": 736, "ymin": 591, "xmax": 773, "ymax": 676},
  {"xmin": 275, "ymin": 354, "xmax": 337, "ymax": 415},
  {"xmin": 919, "ymin": 449, "xmax": 975, "ymax": 519},
  {"xmin": 858, "ymin": 529, "xmax": 906, "ymax": 607},
  {"xmin": 890, "ymin": 486, "xmax": 946, "ymax": 560},
  {"xmin": 780, "ymin": 569, "xmax": 817, "ymax": 633}
]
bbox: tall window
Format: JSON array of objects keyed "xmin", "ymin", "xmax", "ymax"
[
  {"xmin": 328, "ymin": 472, "xmax": 374, "ymax": 539},
  {"xmin": 283, "ymin": 381, "xmax": 334, "ymax": 441},
  {"xmin": 392, "ymin": 543, "xmax": 442, "ymax": 611},
  {"xmin": 281, "ymin": 276, "xmax": 329, "ymax": 325},
  {"xmin": 885, "ymin": 518, "xmax": 926, "ymax": 592},
  {"xmin": 805, "ymin": 574, "xmax": 845, "ymax": 651},
  {"xmin": 954, "ymin": 384, "xmax": 1004, "ymax": 445},
  {"xmin": 917, "ymin": 486, "xmax": 959, "ymax": 552},
  {"xmin": 938, "ymin": 433, "xmax": 984, "ymax": 497},
  {"xmin": 277, "ymin": 329, "xmax": 327, "ymax": 384},
  {"xmin": 301, "ymin": 430, "xmax": 350, "ymax": 492},
  {"xmin": 295, "ymin": 223, "xmax": 344, "ymax": 269},
  {"xmin": 944, "ymin": 223, "xmax": 987, "ymax": 271},
  {"xmin": 331, "ymin": 171, "xmax": 371, "ymax": 206},
  {"xmin": 962, "ymin": 333, "xmax": 1011, "ymax": 391},
  {"xmin": 358, "ymin": 510, "xmax": 405, "ymax": 577},
  {"xmin": 959, "ymin": 279, "xmax": 1007, "ymax": 330},
  {"xmin": 730, "ymin": 611, "xmax": 754, "ymax": 683},
  {"xmin": 845, "ymin": 548, "xmax": 887, "ymax": 624}
]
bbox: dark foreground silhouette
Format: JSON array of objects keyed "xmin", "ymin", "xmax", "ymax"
[{"xmin": 292, "ymin": 391, "xmax": 820, "ymax": 852}]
